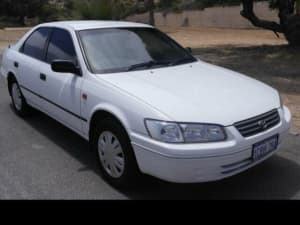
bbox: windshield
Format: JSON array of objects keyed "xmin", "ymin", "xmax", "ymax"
[{"xmin": 78, "ymin": 27, "xmax": 196, "ymax": 74}]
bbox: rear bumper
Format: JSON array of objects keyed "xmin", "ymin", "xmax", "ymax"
[{"xmin": 130, "ymin": 107, "xmax": 291, "ymax": 183}]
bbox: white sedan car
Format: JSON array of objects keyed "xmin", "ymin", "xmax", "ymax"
[{"xmin": 0, "ymin": 21, "xmax": 291, "ymax": 187}]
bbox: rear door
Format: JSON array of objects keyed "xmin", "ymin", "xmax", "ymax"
[
  {"xmin": 38, "ymin": 28, "xmax": 84, "ymax": 134},
  {"xmin": 18, "ymin": 27, "xmax": 52, "ymax": 108}
]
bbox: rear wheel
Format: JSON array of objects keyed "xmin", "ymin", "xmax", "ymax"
[
  {"xmin": 91, "ymin": 118, "xmax": 141, "ymax": 188},
  {"xmin": 10, "ymin": 79, "xmax": 31, "ymax": 117}
]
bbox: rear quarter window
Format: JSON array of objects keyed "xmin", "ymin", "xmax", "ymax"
[{"xmin": 22, "ymin": 27, "xmax": 52, "ymax": 61}]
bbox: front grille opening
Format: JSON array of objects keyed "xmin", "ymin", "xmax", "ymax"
[{"xmin": 234, "ymin": 109, "xmax": 280, "ymax": 138}]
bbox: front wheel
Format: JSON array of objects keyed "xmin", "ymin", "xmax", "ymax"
[{"xmin": 91, "ymin": 118, "xmax": 141, "ymax": 188}]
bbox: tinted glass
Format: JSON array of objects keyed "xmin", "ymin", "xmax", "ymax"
[
  {"xmin": 46, "ymin": 28, "xmax": 77, "ymax": 64},
  {"xmin": 23, "ymin": 28, "xmax": 51, "ymax": 60},
  {"xmin": 79, "ymin": 28, "xmax": 196, "ymax": 74}
]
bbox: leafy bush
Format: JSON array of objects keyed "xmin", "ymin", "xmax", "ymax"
[{"xmin": 73, "ymin": 0, "xmax": 137, "ymax": 20}]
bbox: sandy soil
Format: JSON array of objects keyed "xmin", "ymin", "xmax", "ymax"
[
  {"xmin": 159, "ymin": 26, "xmax": 288, "ymax": 48},
  {"xmin": 0, "ymin": 28, "xmax": 29, "ymax": 48},
  {"xmin": 0, "ymin": 26, "xmax": 299, "ymax": 133}
]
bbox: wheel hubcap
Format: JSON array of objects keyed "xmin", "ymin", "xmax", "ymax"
[
  {"xmin": 98, "ymin": 131, "xmax": 125, "ymax": 178},
  {"xmin": 12, "ymin": 83, "xmax": 22, "ymax": 111}
]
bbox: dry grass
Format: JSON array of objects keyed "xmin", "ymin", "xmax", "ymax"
[{"xmin": 0, "ymin": 28, "xmax": 29, "ymax": 48}]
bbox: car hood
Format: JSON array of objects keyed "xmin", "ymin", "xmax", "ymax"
[{"xmin": 98, "ymin": 61, "xmax": 280, "ymax": 126}]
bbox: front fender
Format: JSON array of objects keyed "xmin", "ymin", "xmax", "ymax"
[{"xmin": 86, "ymin": 102, "xmax": 131, "ymax": 138}]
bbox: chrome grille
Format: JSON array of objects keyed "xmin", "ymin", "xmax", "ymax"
[{"xmin": 234, "ymin": 109, "xmax": 280, "ymax": 137}]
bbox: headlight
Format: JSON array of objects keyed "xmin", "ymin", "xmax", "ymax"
[
  {"xmin": 180, "ymin": 124, "xmax": 226, "ymax": 143},
  {"xmin": 145, "ymin": 119, "xmax": 226, "ymax": 143},
  {"xmin": 145, "ymin": 120, "xmax": 184, "ymax": 143}
]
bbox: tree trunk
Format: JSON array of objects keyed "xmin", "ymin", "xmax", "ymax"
[
  {"xmin": 145, "ymin": 0, "xmax": 155, "ymax": 26},
  {"xmin": 241, "ymin": 0, "xmax": 300, "ymax": 46},
  {"xmin": 297, "ymin": 0, "xmax": 300, "ymax": 14},
  {"xmin": 19, "ymin": 16, "xmax": 26, "ymax": 26},
  {"xmin": 149, "ymin": 9, "xmax": 155, "ymax": 26}
]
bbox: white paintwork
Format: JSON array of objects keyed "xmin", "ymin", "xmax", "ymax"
[
  {"xmin": 0, "ymin": 21, "xmax": 292, "ymax": 183},
  {"xmin": 18, "ymin": 54, "xmax": 44, "ymax": 107},
  {"xmin": 99, "ymin": 61, "xmax": 280, "ymax": 126},
  {"xmin": 39, "ymin": 62, "xmax": 83, "ymax": 133}
]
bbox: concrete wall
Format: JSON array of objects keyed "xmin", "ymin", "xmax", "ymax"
[{"xmin": 127, "ymin": 2, "xmax": 279, "ymax": 29}]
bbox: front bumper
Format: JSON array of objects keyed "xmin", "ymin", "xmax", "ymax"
[{"xmin": 130, "ymin": 107, "xmax": 291, "ymax": 183}]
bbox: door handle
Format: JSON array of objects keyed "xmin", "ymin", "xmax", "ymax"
[
  {"xmin": 14, "ymin": 62, "xmax": 19, "ymax": 68},
  {"xmin": 40, "ymin": 73, "xmax": 47, "ymax": 81}
]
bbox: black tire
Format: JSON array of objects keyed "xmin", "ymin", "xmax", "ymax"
[
  {"xmin": 285, "ymin": 15, "xmax": 300, "ymax": 46},
  {"xmin": 91, "ymin": 117, "xmax": 141, "ymax": 188},
  {"xmin": 9, "ymin": 79, "xmax": 31, "ymax": 117}
]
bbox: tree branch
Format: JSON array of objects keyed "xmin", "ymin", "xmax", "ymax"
[{"xmin": 241, "ymin": 0, "xmax": 283, "ymax": 33}]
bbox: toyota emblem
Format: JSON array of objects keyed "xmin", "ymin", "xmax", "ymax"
[{"xmin": 258, "ymin": 120, "xmax": 268, "ymax": 130}]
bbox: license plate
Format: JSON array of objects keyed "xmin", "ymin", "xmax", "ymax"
[{"xmin": 253, "ymin": 135, "xmax": 279, "ymax": 161}]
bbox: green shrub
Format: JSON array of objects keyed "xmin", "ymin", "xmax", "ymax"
[{"xmin": 72, "ymin": 0, "xmax": 139, "ymax": 20}]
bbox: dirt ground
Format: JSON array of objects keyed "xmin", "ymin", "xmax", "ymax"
[
  {"xmin": 0, "ymin": 28, "xmax": 29, "ymax": 48},
  {"xmin": 0, "ymin": 26, "xmax": 299, "ymax": 134}
]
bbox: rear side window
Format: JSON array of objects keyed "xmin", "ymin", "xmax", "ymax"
[
  {"xmin": 46, "ymin": 28, "xmax": 77, "ymax": 64},
  {"xmin": 22, "ymin": 28, "xmax": 51, "ymax": 61}
]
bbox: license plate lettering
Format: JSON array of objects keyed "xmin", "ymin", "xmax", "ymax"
[{"xmin": 253, "ymin": 135, "xmax": 278, "ymax": 161}]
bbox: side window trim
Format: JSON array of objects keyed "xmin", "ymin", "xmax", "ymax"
[
  {"xmin": 76, "ymin": 31, "xmax": 93, "ymax": 73},
  {"xmin": 45, "ymin": 27, "xmax": 79, "ymax": 66},
  {"xmin": 43, "ymin": 28, "xmax": 54, "ymax": 62},
  {"xmin": 20, "ymin": 27, "xmax": 53, "ymax": 63}
]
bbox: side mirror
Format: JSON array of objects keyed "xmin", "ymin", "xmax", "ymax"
[
  {"xmin": 186, "ymin": 47, "xmax": 192, "ymax": 54},
  {"xmin": 51, "ymin": 60, "xmax": 82, "ymax": 76}
]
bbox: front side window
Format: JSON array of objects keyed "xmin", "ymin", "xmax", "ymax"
[
  {"xmin": 46, "ymin": 28, "xmax": 77, "ymax": 64},
  {"xmin": 79, "ymin": 27, "xmax": 196, "ymax": 74},
  {"xmin": 22, "ymin": 28, "xmax": 51, "ymax": 61}
]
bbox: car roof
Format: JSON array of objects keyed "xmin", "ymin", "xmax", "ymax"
[{"xmin": 39, "ymin": 20, "xmax": 153, "ymax": 31}]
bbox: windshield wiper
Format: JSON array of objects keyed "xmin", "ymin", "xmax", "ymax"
[
  {"xmin": 127, "ymin": 60, "xmax": 169, "ymax": 71},
  {"xmin": 127, "ymin": 58, "xmax": 195, "ymax": 71},
  {"xmin": 169, "ymin": 57, "xmax": 195, "ymax": 66}
]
